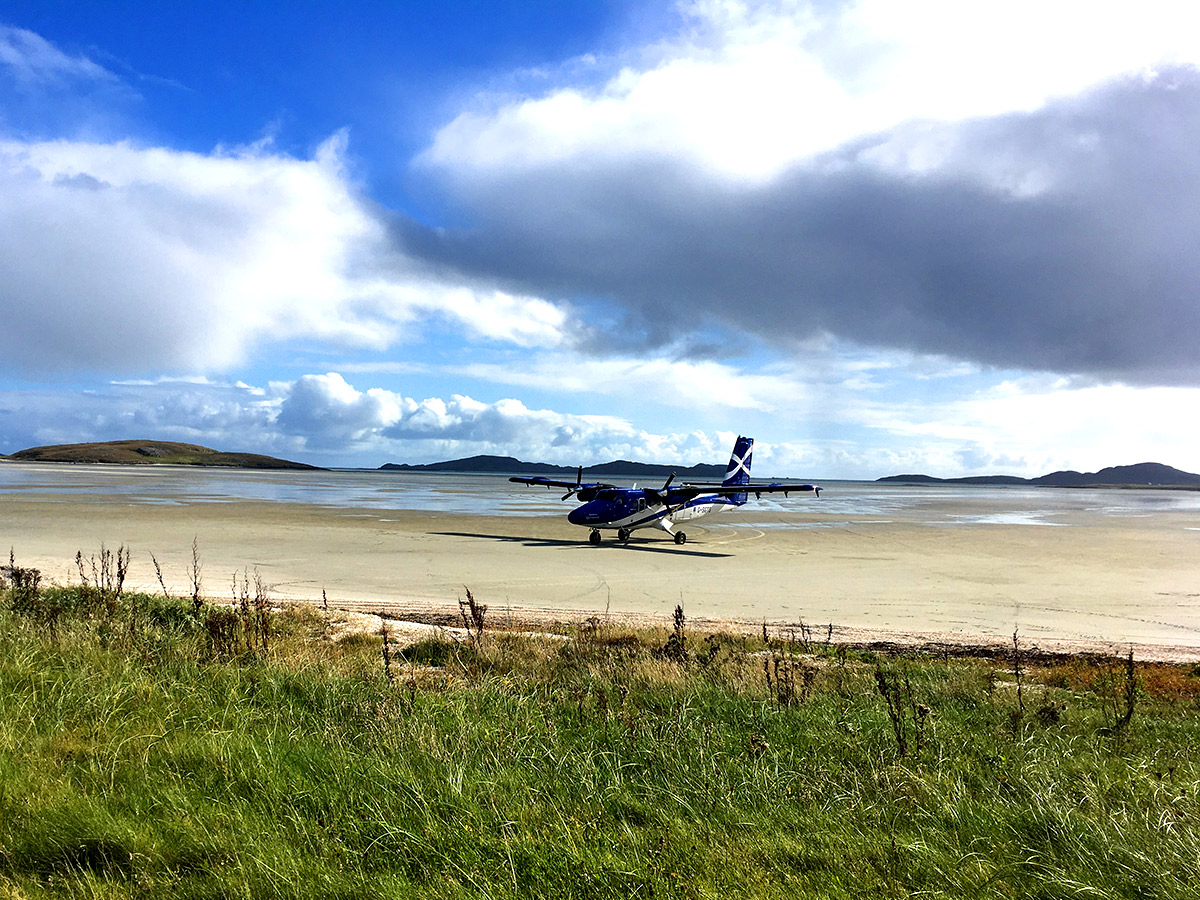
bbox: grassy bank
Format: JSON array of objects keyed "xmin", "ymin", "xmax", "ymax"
[{"xmin": 2, "ymin": 563, "xmax": 1199, "ymax": 898}]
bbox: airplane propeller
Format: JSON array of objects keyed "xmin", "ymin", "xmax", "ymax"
[
  {"xmin": 644, "ymin": 472, "xmax": 676, "ymax": 507},
  {"xmin": 560, "ymin": 466, "xmax": 584, "ymax": 501}
]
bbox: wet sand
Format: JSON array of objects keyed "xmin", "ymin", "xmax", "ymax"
[{"xmin": 3, "ymin": 483, "xmax": 1200, "ymax": 660}]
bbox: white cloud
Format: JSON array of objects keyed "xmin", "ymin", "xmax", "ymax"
[
  {"xmin": 945, "ymin": 379, "xmax": 1200, "ymax": 474},
  {"xmin": 0, "ymin": 379, "xmax": 286, "ymax": 455},
  {"xmin": 424, "ymin": 0, "xmax": 1200, "ymax": 182},
  {"xmin": 274, "ymin": 373, "xmax": 404, "ymax": 446},
  {"xmin": 436, "ymin": 287, "xmax": 567, "ymax": 347},
  {"xmin": 212, "ymin": 371, "xmax": 742, "ymax": 467},
  {"xmin": 0, "ymin": 25, "xmax": 116, "ymax": 87},
  {"xmin": 450, "ymin": 352, "xmax": 818, "ymax": 412},
  {"xmin": 0, "ymin": 133, "xmax": 569, "ymax": 376},
  {"xmin": 273, "ymin": 372, "xmax": 637, "ymax": 459},
  {"xmin": 819, "ymin": 375, "xmax": 1200, "ymax": 477}
]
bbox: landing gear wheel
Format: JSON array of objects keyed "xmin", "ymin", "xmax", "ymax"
[
  {"xmin": 674, "ymin": 531, "xmax": 687, "ymax": 545},
  {"xmin": 589, "ymin": 530, "xmax": 602, "ymax": 545},
  {"xmin": 617, "ymin": 528, "xmax": 631, "ymax": 543}
]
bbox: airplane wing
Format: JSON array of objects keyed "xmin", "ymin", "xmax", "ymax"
[
  {"xmin": 670, "ymin": 481, "xmax": 822, "ymax": 499},
  {"xmin": 509, "ymin": 471, "xmax": 618, "ymax": 501},
  {"xmin": 508, "ymin": 476, "xmax": 587, "ymax": 490}
]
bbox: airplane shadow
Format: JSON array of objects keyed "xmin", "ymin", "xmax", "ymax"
[{"xmin": 433, "ymin": 532, "xmax": 734, "ymax": 559}]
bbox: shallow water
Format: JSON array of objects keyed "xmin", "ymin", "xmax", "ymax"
[
  {"xmin": 3, "ymin": 461, "xmax": 1200, "ymax": 528},
  {"xmin": 0, "ymin": 464, "xmax": 561, "ymax": 515}
]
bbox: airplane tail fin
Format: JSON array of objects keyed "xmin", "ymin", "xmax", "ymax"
[{"xmin": 723, "ymin": 435, "xmax": 753, "ymax": 504}]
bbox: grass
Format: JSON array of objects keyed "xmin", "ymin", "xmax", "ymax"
[{"xmin": 2, "ymin": 569, "xmax": 1199, "ymax": 898}]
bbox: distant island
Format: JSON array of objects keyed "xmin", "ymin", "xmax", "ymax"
[
  {"xmin": 382, "ymin": 455, "xmax": 1200, "ymax": 487},
  {"xmin": 878, "ymin": 462, "xmax": 1200, "ymax": 488},
  {"xmin": 6, "ymin": 440, "xmax": 321, "ymax": 470},
  {"xmin": 380, "ymin": 454, "xmax": 728, "ymax": 480}
]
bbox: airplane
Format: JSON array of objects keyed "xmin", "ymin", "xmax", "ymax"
[{"xmin": 509, "ymin": 436, "xmax": 821, "ymax": 546}]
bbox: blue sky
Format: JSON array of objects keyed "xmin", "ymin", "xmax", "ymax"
[{"xmin": 2, "ymin": 0, "xmax": 1200, "ymax": 478}]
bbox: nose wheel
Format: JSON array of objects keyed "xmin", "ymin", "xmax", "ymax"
[
  {"xmin": 674, "ymin": 531, "xmax": 687, "ymax": 545},
  {"xmin": 589, "ymin": 530, "xmax": 602, "ymax": 545}
]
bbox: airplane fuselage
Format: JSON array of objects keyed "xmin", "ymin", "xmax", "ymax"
[{"xmin": 566, "ymin": 488, "xmax": 739, "ymax": 532}]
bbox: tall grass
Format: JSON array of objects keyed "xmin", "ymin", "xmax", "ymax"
[{"xmin": 2, "ymin": 567, "xmax": 1199, "ymax": 897}]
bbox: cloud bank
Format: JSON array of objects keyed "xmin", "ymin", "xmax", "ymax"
[
  {"xmin": 6, "ymin": 368, "xmax": 1198, "ymax": 479},
  {"xmin": 0, "ymin": 373, "xmax": 727, "ymax": 470},
  {"xmin": 414, "ymin": 1, "xmax": 1200, "ymax": 385}
]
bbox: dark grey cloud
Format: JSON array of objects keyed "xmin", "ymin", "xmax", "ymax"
[{"xmin": 410, "ymin": 70, "xmax": 1200, "ymax": 385}]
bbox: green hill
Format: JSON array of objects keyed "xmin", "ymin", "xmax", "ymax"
[
  {"xmin": 879, "ymin": 461, "xmax": 1200, "ymax": 487},
  {"xmin": 8, "ymin": 440, "xmax": 320, "ymax": 470},
  {"xmin": 380, "ymin": 454, "xmax": 727, "ymax": 479}
]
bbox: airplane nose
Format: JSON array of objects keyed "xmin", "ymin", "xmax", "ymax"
[{"xmin": 567, "ymin": 506, "xmax": 587, "ymax": 526}]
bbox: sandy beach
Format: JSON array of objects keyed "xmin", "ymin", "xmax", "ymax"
[{"xmin": 3, "ymin": 463, "xmax": 1200, "ymax": 660}]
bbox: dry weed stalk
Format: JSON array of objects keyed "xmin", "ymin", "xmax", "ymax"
[
  {"xmin": 874, "ymin": 664, "xmax": 929, "ymax": 757},
  {"xmin": 254, "ymin": 570, "xmax": 270, "ymax": 655},
  {"xmin": 763, "ymin": 651, "xmax": 817, "ymax": 708},
  {"xmin": 459, "ymin": 586, "xmax": 487, "ymax": 644},
  {"xmin": 381, "ymin": 624, "xmax": 396, "ymax": 684},
  {"xmin": 1099, "ymin": 648, "xmax": 1138, "ymax": 738},
  {"xmin": 6, "ymin": 550, "xmax": 43, "ymax": 612},
  {"xmin": 1118, "ymin": 648, "xmax": 1138, "ymax": 731},
  {"xmin": 659, "ymin": 604, "xmax": 688, "ymax": 662},
  {"xmin": 150, "ymin": 552, "xmax": 170, "ymax": 598},
  {"xmin": 189, "ymin": 536, "xmax": 204, "ymax": 618},
  {"xmin": 74, "ymin": 543, "xmax": 131, "ymax": 597},
  {"xmin": 1013, "ymin": 629, "xmax": 1026, "ymax": 723},
  {"xmin": 230, "ymin": 568, "xmax": 271, "ymax": 655},
  {"xmin": 205, "ymin": 608, "xmax": 239, "ymax": 657}
]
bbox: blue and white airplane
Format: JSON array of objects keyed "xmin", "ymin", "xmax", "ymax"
[{"xmin": 510, "ymin": 436, "xmax": 821, "ymax": 545}]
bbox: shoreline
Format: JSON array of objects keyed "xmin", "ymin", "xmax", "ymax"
[
  {"xmin": 306, "ymin": 597, "xmax": 1200, "ymax": 664},
  {"xmin": 3, "ymin": 468, "xmax": 1199, "ymax": 660}
]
